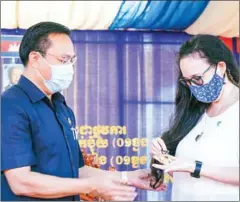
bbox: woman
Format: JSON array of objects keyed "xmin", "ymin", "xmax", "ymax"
[{"xmin": 150, "ymin": 35, "xmax": 239, "ymax": 201}]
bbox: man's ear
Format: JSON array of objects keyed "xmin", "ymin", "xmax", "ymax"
[{"xmin": 28, "ymin": 51, "xmax": 41, "ymax": 68}]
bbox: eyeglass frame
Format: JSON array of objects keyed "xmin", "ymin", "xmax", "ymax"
[
  {"xmin": 179, "ymin": 64, "xmax": 217, "ymax": 87},
  {"xmin": 36, "ymin": 50, "xmax": 77, "ymax": 65}
]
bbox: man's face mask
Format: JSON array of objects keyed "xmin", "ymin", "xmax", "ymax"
[
  {"xmin": 37, "ymin": 55, "xmax": 75, "ymax": 94},
  {"xmin": 179, "ymin": 65, "xmax": 225, "ymax": 103}
]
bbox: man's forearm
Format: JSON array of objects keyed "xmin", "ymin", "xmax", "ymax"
[
  {"xmin": 79, "ymin": 166, "xmax": 121, "ymax": 179},
  {"xmin": 79, "ymin": 166, "xmax": 121, "ymax": 178},
  {"xmin": 13, "ymin": 171, "xmax": 94, "ymax": 199}
]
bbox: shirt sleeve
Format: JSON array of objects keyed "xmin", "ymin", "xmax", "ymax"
[
  {"xmin": 1, "ymin": 100, "xmax": 37, "ymax": 171},
  {"xmin": 78, "ymin": 143, "xmax": 85, "ymax": 168}
]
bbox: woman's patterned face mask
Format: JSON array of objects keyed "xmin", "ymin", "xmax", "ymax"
[{"xmin": 189, "ymin": 72, "xmax": 225, "ymax": 103}]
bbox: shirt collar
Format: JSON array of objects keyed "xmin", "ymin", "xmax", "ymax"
[
  {"xmin": 17, "ymin": 75, "xmax": 65, "ymax": 104},
  {"xmin": 52, "ymin": 91, "xmax": 66, "ymax": 104}
]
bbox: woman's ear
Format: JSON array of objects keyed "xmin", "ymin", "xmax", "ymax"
[{"xmin": 216, "ymin": 61, "xmax": 227, "ymax": 76}]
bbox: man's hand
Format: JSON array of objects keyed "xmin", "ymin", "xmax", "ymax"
[
  {"xmin": 88, "ymin": 174, "xmax": 137, "ymax": 201},
  {"xmin": 125, "ymin": 169, "xmax": 167, "ymax": 191}
]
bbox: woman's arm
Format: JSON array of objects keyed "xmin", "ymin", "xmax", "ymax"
[
  {"xmin": 152, "ymin": 155, "xmax": 239, "ymax": 186},
  {"xmin": 198, "ymin": 163, "xmax": 239, "ymax": 186},
  {"xmin": 151, "ymin": 137, "xmax": 239, "ymax": 186}
]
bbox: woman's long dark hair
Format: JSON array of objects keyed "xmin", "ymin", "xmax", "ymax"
[{"xmin": 161, "ymin": 34, "xmax": 239, "ymax": 156}]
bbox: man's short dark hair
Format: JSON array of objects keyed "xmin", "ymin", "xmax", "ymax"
[{"xmin": 19, "ymin": 21, "xmax": 71, "ymax": 66}]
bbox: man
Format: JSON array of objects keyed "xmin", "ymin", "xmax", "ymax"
[
  {"xmin": 4, "ymin": 65, "xmax": 23, "ymax": 91},
  {"xmin": 1, "ymin": 22, "xmax": 163, "ymax": 201}
]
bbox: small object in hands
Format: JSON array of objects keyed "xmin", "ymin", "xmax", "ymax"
[
  {"xmin": 150, "ymin": 158, "xmax": 164, "ymax": 189},
  {"xmin": 150, "ymin": 149, "xmax": 169, "ymax": 189},
  {"xmin": 159, "ymin": 154, "xmax": 175, "ymax": 164}
]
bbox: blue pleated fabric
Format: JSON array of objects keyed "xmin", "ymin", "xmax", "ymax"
[{"xmin": 109, "ymin": 0, "xmax": 210, "ymax": 30}]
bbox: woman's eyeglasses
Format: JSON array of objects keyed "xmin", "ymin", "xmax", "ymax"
[{"xmin": 179, "ymin": 65, "xmax": 216, "ymax": 87}]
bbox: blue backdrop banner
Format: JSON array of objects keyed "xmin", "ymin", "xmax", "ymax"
[{"xmin": 109, "ymin": 0, "xmax": 210, "ymax": 30}]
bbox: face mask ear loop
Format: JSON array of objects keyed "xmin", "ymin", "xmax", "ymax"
[
  {"xmin": 216, "ymin": 63, "xmax": 226, "ymax": 84},
  {"xmin": 37, "ymin": 54, "xmax": 53, "ymax": 82},
  {"xmin": 33, "ymin": 65, "xmax": 47, "ymax": 83},
  {"xmin": 223, "ymin": 72, "xmax": 226, "ymax": 84},
  {"xmin": 40, "ymin": 53, "xmax": 52, "ymax": 66}
]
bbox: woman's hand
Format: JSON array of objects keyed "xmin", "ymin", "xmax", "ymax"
[
  {"xmin": 152, "ymin": 155, "xmax": 195, "ymax": 174},
  {"xmin": 150, "ymin": 137, "xmax": 168, "ymax": 157},
  {"xmin": 150, "ymin": 137, "xmax": 194, "ymax": 174}
]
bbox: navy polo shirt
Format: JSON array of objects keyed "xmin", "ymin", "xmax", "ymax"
[{"xmin": 1, "ymin": 76, "xmax": 84, "ymax": 201}]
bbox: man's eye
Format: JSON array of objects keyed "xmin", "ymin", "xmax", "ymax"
[{"xmin": 61, "ymin": 58, "xmax": 69, "ymax": 64}]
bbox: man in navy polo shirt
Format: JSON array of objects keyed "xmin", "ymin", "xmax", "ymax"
[{"xmin": 1, "ymin": 22, "xmax": 163, "ymax": 201}]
